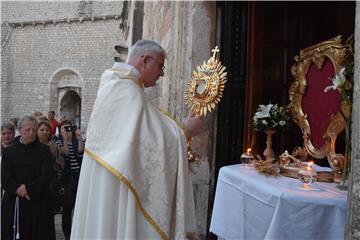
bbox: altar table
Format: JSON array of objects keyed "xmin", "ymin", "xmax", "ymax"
[{"xmin": 210, "ymin": 164, "xmax": 347, "ymax": 240}]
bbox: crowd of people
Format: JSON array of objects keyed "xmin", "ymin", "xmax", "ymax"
[
  {"xmin": 1, "ymin": 111, "xmax": 84, "ymax": 240},
  {"xmin": 2, "ymin": 39, "xmax": 202, "ymax": 240}
]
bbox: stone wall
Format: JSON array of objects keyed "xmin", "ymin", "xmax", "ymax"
[
  {"xmin": 1, "ymin": 1, "xmax": 128, "ymax": 131},
  {"xmin": 1, "ymin": 1, "xmax": 124, "ymax": 23},
  {"xmin": 347, "ymin": 3, "xmax": 360, "ymax": 239},
  {"xmin": 143, "ymin": 1, "xmax": 217, "ymax": 238}
]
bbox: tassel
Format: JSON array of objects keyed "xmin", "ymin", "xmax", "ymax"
[{"xmin": 13, "ymin": 196, "xmax": 20, "ymax": 240}]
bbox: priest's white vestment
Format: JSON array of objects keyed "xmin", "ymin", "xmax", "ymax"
[{"xmin": 71, "ymin": 63, "xmax": 196, "ymax": 240}]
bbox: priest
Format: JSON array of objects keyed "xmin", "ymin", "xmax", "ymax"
[{"xmin": 71, "ymin": 39, "xmax": 202, "ymax": 239}]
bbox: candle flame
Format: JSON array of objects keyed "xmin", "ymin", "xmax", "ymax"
[
  {"xmin": 306, "ymin": 161, "xmax": 314, "ymax": 171},
  {"xmin": 246, "ymin": 148, "xmax": 251, "ymax": 154}
]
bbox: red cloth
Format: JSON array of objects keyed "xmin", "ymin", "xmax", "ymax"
[
  {"xmin": 302, "ymin": 58, "xmax": 340, "ymax": 149},
  {"xmin": 50, "ymin": 119, "xmax": 58, "ymax": 136}
]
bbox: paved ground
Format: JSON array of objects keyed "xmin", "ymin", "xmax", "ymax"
[{"xmin": 55, "ymin": 213, "xmax": 65, "ymax": 240}]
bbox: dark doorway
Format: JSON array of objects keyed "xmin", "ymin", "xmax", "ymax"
[{"xmin": 60, "ymin": 90, "xmax": 81, "ymax": 128}]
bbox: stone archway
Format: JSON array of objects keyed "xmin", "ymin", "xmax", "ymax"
[
  {"xmin": 59, "ymin": 89, "xmax": 81, "ymax": 127},
  {"xmin": 49, "ymin": 68, "xmax": 83, "ymax": 126}
]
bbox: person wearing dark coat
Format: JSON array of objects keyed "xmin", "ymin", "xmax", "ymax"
[{"xmin": 1, "ymin": 116, "xmax": 55, "ymax": 240}]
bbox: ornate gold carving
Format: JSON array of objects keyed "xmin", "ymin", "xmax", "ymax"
[
  {"xmin": 184, "ymin": 46, "xmax": 227, "ymax": 116},
  {"xmin": 288, "ymin": 35, "xmax": 353, "ymax": 171}
]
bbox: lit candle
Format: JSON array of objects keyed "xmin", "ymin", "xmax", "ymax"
[
  {"xmin": 306, "ymin": 161, "xmax": 313, "ymax": 171},
  {"xmin": 297, "ymin": 161, "xmax": 317, "ymax": 189},
  {"xmin": 246, "ymin": 148, "xmax": 251, "ymax": 155},
  {"xmin": 241, "ymin": 148, "xmax": 254, "ymax": 166}
]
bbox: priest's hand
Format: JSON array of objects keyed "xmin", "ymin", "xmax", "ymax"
[
  {"xmin": 183, "ymin": 112, "xmax": 203, "ymax": 139},
  {"xmin": 16, "ymin": 184, "xmax": 29, "ymax": 199}
]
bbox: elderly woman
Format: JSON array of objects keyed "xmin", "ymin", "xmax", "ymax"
[
  {"xmin": 1, "ymin": 116, "xmax": 55, "ymax": 240},
  {"xmin": 1, "ymin": 123, "xmax": 15, "ymax": 152}
]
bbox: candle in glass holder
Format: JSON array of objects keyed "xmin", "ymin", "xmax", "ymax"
[
  {"xmin": 240, "ymin": 148, "xmax": 254, "ymax": 166},
  {"xmin": 297, "ymin": 161, "xmax": 317, "ymax": 189}
]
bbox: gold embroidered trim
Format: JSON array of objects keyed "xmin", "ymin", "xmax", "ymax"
[{"xmin": 84, "ymin": 148, "xmax": 169, "ymax": 240}]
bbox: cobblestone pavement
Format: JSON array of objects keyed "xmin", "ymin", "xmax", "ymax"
[{"xmin": 55, "ymin": 213, "xmax": 65, "ymax": 240}]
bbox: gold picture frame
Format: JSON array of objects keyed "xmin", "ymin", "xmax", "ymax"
[{"xmin": 288, "ymin": 35, "xmax": 353, "ymax": 171}]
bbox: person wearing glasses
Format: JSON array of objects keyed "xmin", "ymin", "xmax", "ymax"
[{"xmin": 71, "ymin": 39, "xmax": 202, "ymax": 239}]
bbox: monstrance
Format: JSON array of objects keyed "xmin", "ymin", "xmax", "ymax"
[{"xmin": 184, "ymin": 46, "xmax": 227, "ymax": 161}]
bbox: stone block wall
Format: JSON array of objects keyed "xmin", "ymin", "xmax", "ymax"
[
  {"xmin": 1, "ymin": 1, "xmax": 128, "ymax": 131},
  {"xmin": 1, "ymin": 1, "xmax": 124, "ymax": 23}
]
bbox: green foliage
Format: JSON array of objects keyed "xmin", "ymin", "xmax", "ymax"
[{"xmin": 252, "ymin": 103, "xmax": 292, "ymax": 132}]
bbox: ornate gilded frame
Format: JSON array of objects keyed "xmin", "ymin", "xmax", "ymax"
[{"xmin": 288, "ymin": 35, "xmax": 353, "ymax": 171}]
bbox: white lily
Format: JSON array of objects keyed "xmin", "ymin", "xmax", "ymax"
[
  {"xmin": 255, "ymin": 104, "xmax": 273, "ymax": 118},
  {"xmin": 324, "ymin": 67, "xmax": 346, "ymax": 93}
]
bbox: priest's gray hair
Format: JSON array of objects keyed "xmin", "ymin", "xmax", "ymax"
[
  {"xmin": 18, "ymin": 115, "xmax": 38, "ymax": 129},
  {"xmin": 127, "ymin": 39, "xmax": 166, "ymax": 62}
]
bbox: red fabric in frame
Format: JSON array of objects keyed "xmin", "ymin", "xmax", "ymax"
[{"xmin": 302, "ymin": 58, "xmax": 340, "ymax": 149}]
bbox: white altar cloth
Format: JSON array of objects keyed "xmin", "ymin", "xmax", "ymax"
[{"xmin": 210, "ymin": 164, "xmax": 347, "ymax": 240}]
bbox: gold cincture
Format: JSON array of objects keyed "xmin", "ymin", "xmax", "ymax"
[
  {"xmin": 185, "ymin": 46, "xmax": 227, "ymax": 116},
  {"xmin": 185, "ymin": 46, "xmax": 228, "ymax": 161}
]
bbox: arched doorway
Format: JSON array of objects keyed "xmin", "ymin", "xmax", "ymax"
[
  {"xmin": 49, "ymin": 68, "xmax": 83, "ymax": 127},
  {"xmin": 59, "ymin": 89, "xmax": 81, "ymax": 128}
]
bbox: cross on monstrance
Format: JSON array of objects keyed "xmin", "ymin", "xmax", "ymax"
[{"xmin": 211, "ymin": 46, "xmax": 220, "ymax": 60}]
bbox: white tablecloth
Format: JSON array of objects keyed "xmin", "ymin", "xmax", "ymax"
[{"xmin": 210, "ymin": 164, "xmax": 347, "ymax": 240}]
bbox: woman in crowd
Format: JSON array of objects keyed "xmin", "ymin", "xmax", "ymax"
[
  {"xmin": 1, "ymin": 116, "xmax": 55, "ymax": 240},
  {"xmin": 37, "ymin": 120, "xmax": 65, "ymax": 212},
  {"xmin": 1, "ymin": 123, "xmax": 15, "ymax": 152},
  {"xmin": 55, "ymin": 119, "xmax": 84, "ymax": 240},
  {"xmin": 37, "ymin": 121, "xmax": 63, "ymax": 167}
]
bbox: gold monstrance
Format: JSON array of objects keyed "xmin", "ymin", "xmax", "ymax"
[
  {"xmin": 185, "ymin": 46, "xmax": 227, "ymax": 116},
  {"xmin": 184, "ymin": 46, "xmax": 227, "ymax": 160}
]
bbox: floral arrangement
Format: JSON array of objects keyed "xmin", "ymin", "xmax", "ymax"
[
  {"xmin": 252, "ymin": 103, "xmax": 292, "ymax": 132},
  {"xmin": 324, "ymin": 57, "xmax": 353, "ymax": 187},
  {"xmin": 324, "ymin": 62, "xmax": 353, "ymax": 106}
]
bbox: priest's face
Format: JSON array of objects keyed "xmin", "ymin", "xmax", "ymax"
[
  {"xmin": 141, "ymin": 52, "xmax": 165, "ymax": 87},
  {"xmin": 19, "ymin": 121, "xmax": 37, "ymax": 144}
]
